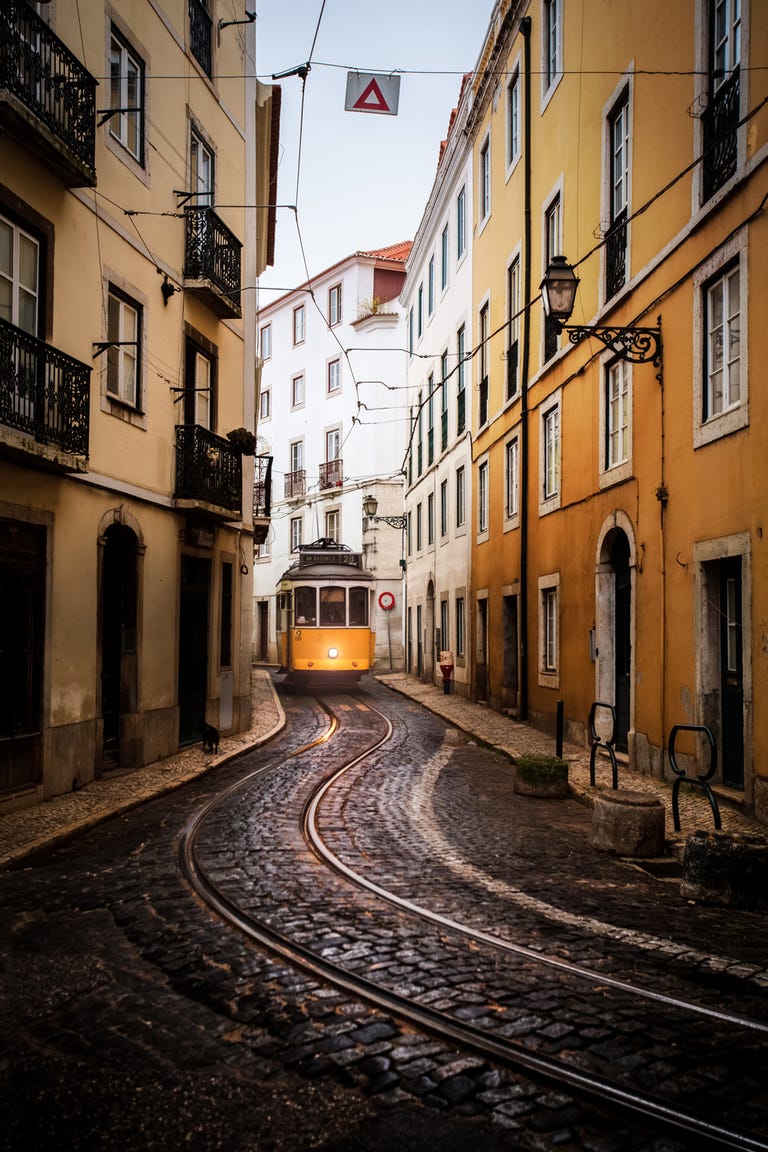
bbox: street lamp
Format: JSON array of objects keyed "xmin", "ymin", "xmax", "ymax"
[
  {"xmin": 540, "ymin": 256, "xmax": 662, "ymax": 366},
  {"xmin": 363, "ymin": 494, "xmax": 406, "ymax": 530}
]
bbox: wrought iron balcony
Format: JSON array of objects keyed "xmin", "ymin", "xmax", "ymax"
[
  {"xmin": 319, "ymin": 458, "xmax": 343, "ymax": 490},
  {"xmin": 174, "ymin": 424, "xmax": 242, "ymax": 515},
  {"xmin": 0, "ymin": 317, "xmax": 90, "ymax": 462},
  {"xmin": 284, "ymin": 469, "xmax": 306, "ymax": 499},
  {"xmin": 703, "ymin": 69, "xmax": 740, "ymax": 202},
  {"xmin": 506, "ymin": 339, "xmax": 519, "ymax": 400},
  {"xmin": 253, "ymin": 453, "xmax": 272, "ymax": 544},
  {"xmin": 183, "ymin": 206, "xmax": 242, "ymax": 319},
  {"xmin": 0, "ymin": 1, "xmax": 96, "ymax": 187},
  {"xmin": 479, "ymin": 374, "xmax": 489, "ymax": 427},
  {"xmin": 605, "ymin": 211, "xmax": 628, "ymax": 302},
  {"xmin": 188, "ymin": 0, "xmax": 213, "ymax": 78}
]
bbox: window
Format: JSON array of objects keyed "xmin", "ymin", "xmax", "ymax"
[
  {"xmin": 290, "ymin": 515, "xmax": 303, "ymax": 553},
  {"xmin": 325, "ymin": 509, "xmax": 340, "ymax": 542},
  {"xmin": 417, "ymin": 284, "xmax": 423, "ymax": 337},
  {"xmin": 457, "ymin": 325, "xmax": 466, "ymax": 434},
  {"xmin": 505, "ymin": 436, "xmax": 519, "ymax": 520},
  {"xmin": 417, "ymin": 390, "xmax": 423, "ymax": 475},
  {"xmin": 295, "ymin": 586, "xmax": 317, "ymax": 624},
  {"xmin": 456, "ymin": 596, "xmax": 465, "ymax": 657},
  {"xmin": 479, "ymin": 135, "xmax": 491, "ymax": 222},
  {"xmin": 701, "ymin": 0, "xmax": 741, "ymax": 201},
  {"xmin": 406, "ymin": 510, "xmax": 412, "ymax": 556},
  {"xmin": 220, "ymin": 562, "xmax": 233, "ymax": 668},
  {"xmin": 440, "ymin": 479, "xmax": 448, "ymax": 537},
  {"xmin": 291, "ymin": 374, "xmax": 304, "ymax": 408},
  {"xmin": 457, "ymin": 185, "xmax": 466, "ymax": 259},
  {"xmin": 0, "ymin": 214, "xmax": 40, "ymax": 335},
  {"xmin": 427, "ymin": 374, "xmax": 434, "ymax": 465},
  {"xmin": 606, "ymin": 92, "xmax": 630, "ymax": 300},
  {"xmin": 507, "ymin": 68, "xmax": 521, "ymax": 169},
  {"xmin": 440, "ymin": 224, "xmax": 449, "ymax": 290},
  {"xmin": 440, "ymin": 352, "xmax": 449, "ymax": 451},
  {"xmin": 544, "ymin": 194, "xmax": 562, "ymax": 360},
  {"xmin": 290, "ymin": 439, "xmax": 303, "ymax": 473},
  {"xmin": 107, "ymin": 286, "xmax": 141, "ymax": 406},
  {"xmin": 456, "ymin": 465, "xmax": 466, "ymax": 527},
  {"xmin": 606, "ymin": 360, "xmax": 631, "ymax": 468},
  {"xmin": 259, "ymin": 323, "xmax": 272, "ymax": 360},
  {"xmin": 184, "ymin": 336, "xmax": 215, "ymax": 428},
  {"xmin": 259, "ymin": 387, "xmax": 270, "ymax": 420},
  {"xmin": 427, "ymin": 492, "xmax": 435, "ymax": 545},
  {"xmin": 189, "ymin": 0, "xmax": 212, "ymax": 78},
  {"xmin": 292, "ymin": 304, "xmax": 305, "ymax": 345},
  {"xmin": 190, "ymin": 128, "xmax": 213, "ymax": 207},
  {"xmin": 543, "ymin": 0, "xmax": 562, "ymax": 94},
  {"xmin": 110, "ymin": 29, "xmax": 144, "ymax": 163},
  {"xmin": 327, "ymin": 358, "xmax": 341, "ymax": 393},
  {"xmin": 408, "ymin": 307, "xmax": 414, "ymax": 356},
  {"xmin": 478, "ymin": 459, "xmax": 489, "ymax": 534},
  {"xmin": 507, "ymin": 257, "xmax": 520, "ymax": 399},
  {"xmin": 705, "ymin": 261, "xmax": 740, "ymax": 419},
  {"xmin": 428, "ymin": 255, "xmax": 435, "ymax": 315},
  {"xmin": 440, "ymin": 599, "xmax": 450, "ymax": 653},
  {"xmin": 416, "ymin": 503, "xmax": 423, "ymax": 550},
  {"xmin": 542, "ymin": 584, "xmax": 558, "ymax": 673},
  {"xmin": 325, "ymin": 427, "xmax": 340, "ymax": 461},
  {"xmin": 478, "ymin": 302, "xmax": 489, "ymax": 426},
  {"xmin": 542, "ymin": 403, "xmax": 560, "ymax": 503},
  {"xmin": 328, "ymin": 283, "xmax": 342, "ymax": 326},
  {"xmin": 349, "ymin": 587, "xmax": 368, "ymax": 627}
]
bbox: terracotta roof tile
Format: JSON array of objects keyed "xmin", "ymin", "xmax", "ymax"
[{"xmin": 355, "ymin": 240, "xmax": 413, "ymax": 262}]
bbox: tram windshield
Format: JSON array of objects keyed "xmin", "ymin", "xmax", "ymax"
[
  {"xmin": 319, "ymin": 586, "xmax": 345, "ymax": 625},
  {"xmin": 294, "ymin": 586, "xmax": 317, "ymax": 625},
  {"xmin": 348, "ymin": 587, "xmax": 369, "ymax": 626}
]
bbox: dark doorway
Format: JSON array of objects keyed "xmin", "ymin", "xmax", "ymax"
[
  {"xmin": 476, "ymin": 598, "xmax": 488, "ymax": 701},
  {"xmin": 179, "ymin": 555, "xmax": 210, "ymax": 746},
  {"xmin": 609, "ymin": 531, "xmax": 631, "ymax": 753},
  {"xmin": 0, "ymin": 520, "xmax": 45, "ymax": 790},
  {"xmin": 719, "ymin": 557, "xmax": 744, "ymax": 789},
  {"xmin": 257, "ymin": 600, "xmax": 269, "ymax": 662},
  {"xmin": 101, "ymin": 524, "xmax": 138, "ymax": 768},
  {"xmin": 502, "ymin": 594, "xmax": 519, "ymax": 702}
]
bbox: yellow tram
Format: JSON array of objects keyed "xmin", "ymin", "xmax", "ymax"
[{"xmin": 276, "ymin": 539, "xmax": 376, "ymax": 688}]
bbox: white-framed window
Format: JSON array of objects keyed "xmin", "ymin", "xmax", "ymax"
[
  {"xmin": 540, "ymin": 391, "xmax": 562, "ymax": 513},
  {"xmin": 712, "ymin": 0, "xmax": 741, "ymax": 85},
  {"xmin": 328, "ymin": 283, "xmax": 342, "ymax": 326},
  {"xmin": 107, "ymin": 285, "xmax": 140, "ymax": 406},
  {"xmin": 290, "ymin": 439, "xmax": 303, "ymax": 473},
  {"xmin": 259, "ymin": 387, "xmax": 270, "ymax": 420},
  {"xmin": 290, "ymin": 515, "xmax": 303, "ymax": 553},
  {"xmin": 506, "ymin": 66, "xmax": 521, "ymax": 171},
  {"xmin": 538, "ymin": 573, "xmax": 560, "ymax": 683},
  {"xmin": 408, "ymin": 307, "xmax": 414, "ymax": 356},
  {"xmin": 292, "ymin": 304, "xmax": 305, "ymax": 345},
  {"xmin": 440, "ymin": 599, "xmax": 450, "ymax": 653},
  {"xmin": 427, "ymin": 492, "xmax": 435, "ymax": 545},
  {"xmin": 327, "ymin": 358, "xmax": 341, "ymax": 394},
  {"xmin": 477, "ymin": 457, "xmax": 489, "ymax": 536},
  {"xmin": 291, "ymin": 373, "xmax": 304, "ymax": 408},
  {"xmin": 478, "ymin": 300, "xmax": 489, "ymax": 427},
  {"xmin": 0, "ymin": 214, "xmax": 39, "ymax": 335},
  {"xmin": 605, "ymin": 359, "xmax": 631, "ymax": 470},
  {"xmin": 417, "ymin": 284, "xmax": 423, "ymax": 337},
  {"xmin": 257, "ymin": 539, "xmax": 271, "ymax": 560},
  {"xmin": 456, "ymin": 595, "xmax": 465, "ymax": 657},
  {"xmin": 259, "ymin": 322, "xmax": 272, "ymax": 360},
  {"xmin": 186, "ymin": 342, "xmax": 213, "ymax": 429},
  {"xmin": 428, "ymin": 255, "xmax": 435, "ymax": 315},
  {"xmin": 325, "ymin": 426, "xmax": 341, "ymax": 461},
  {"xmin": 479, "ymin": 134, "xmax": 491, "ymax": 224},
  {"xmin": 505, "ymin": 435, "xmax": 519, "ymax": 522},
  {"xmin": 605, "ymin": 86, "xmax": 630, "ymax": 301},
  {"xmin": 325, "ymin": 508, "xmax": 340, "ymax": 542},
  {"xmin": 457, "ymin": 185, "xmax": 466, "ymax": 259},
  {"xmin": 440, "ymin": 479, "xmax": 448, "ymax": 537},
  {"xmin": 542, "ymin": 0, "xmax": 563, "ymax": 101},
  {"xmin": 110, "ymin": 28, "xmax": 144, "ymax": 163},
  {"xmin": 507, "ymin": 254, "xmax": 520, "ymax": 400},
  {"xmin": 693, "ymin": 233, "xmax": 747, "ymax": 447},
  {"xmin": 440, "ymin": 352, "xmax": 449, "ymax": 452},
  {"xmin": 416, "ymin": 502, "xmax": 423, "ymax": 550},
  {"xmin": 440, "ymin": 224, "xmax": 449, "ymax": 291},
  {"xmin": 190, "ymin": 127, "xmax": 213, "ymax": 207},
  {"xmin": 456, "ymin": 464, "xmax": 466, "ymax": 527},
  {"xmin": 457, "ymin": 324, "xmax": 466, "ymax": 434}
]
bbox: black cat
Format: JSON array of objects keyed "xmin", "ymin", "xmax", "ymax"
[{"xmin": 199, "ymin": 721, "xmax": 220, "ymax": 753}]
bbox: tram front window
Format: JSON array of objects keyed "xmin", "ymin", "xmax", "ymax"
[
  {"xmin": 295, "ymin": 586, "xmax": 317, "ymax": 625},
  {"xmin": 349, "ymin": 587, "xmax": 368, "ymax": 627},
  {"xmin": 320, "ymin": 587, "xmax": 345, "ymax": 625}
]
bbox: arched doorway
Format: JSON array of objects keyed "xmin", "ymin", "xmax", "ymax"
[
  {"xmin": 100, "ymin": 523, "xmax": 139, "ymax": 768},
  {"xmin": 595, "ymin": 519, "xmax": 634, "ymax": 754}
]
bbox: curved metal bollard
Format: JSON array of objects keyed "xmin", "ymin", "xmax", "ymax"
[
  {"xmin": 588, "ymin": 701, "xmax": 619, "ymax": 789},
  {"xmin": 667, "ymin": 723, "xmax": 721, "ymax": 833}
]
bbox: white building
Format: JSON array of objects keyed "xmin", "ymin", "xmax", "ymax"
[
  {"xmin": 401, "ymin": 80, "xmax": 475, "ymax": 697},
  {"xmin": 254, "ymin": 244, "xmax": 411, "ymax": 671}
]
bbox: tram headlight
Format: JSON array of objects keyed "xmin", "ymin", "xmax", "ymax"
[{"xmin": 327, "ymin": 647, "xmax": 339, "ymax": 659}]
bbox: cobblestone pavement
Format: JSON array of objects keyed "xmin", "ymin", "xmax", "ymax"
[{"xmin": 2, "ymin": 670, "xmax": 768, "ymax": 1151}]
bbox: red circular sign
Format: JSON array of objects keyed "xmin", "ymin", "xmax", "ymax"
[{"xmin": 378, "ymin": 591, "xmax": 395, "ymax": 611}]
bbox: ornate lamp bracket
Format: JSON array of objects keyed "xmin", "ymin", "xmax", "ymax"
[{"xmin": 564, "ymin": 322, "xmax": 662, "ymax": 366}]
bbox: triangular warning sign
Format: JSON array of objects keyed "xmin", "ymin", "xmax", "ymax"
[{"xmin": 353, "ymin": 78, "xmax": 390, "ymax": 113}]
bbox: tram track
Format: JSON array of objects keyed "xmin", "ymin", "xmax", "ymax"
[{"xmin": 179, "ymin": 690, "xmax": 768, "ymax": 1152}]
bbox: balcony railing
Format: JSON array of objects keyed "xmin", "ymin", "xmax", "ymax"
[
  {"xmin": 441, "ymin": 408, "xmax": 448, "ymax": 452},
  {"xmin": 254, "ymin": 454, "xmax": 273, "ymax": 518},
  {"xmin": 506, "ymin": 339, "xmax": 519, "ymax": 400},
  {"xmin": 605, "ymin": 210, "xmax": 627, "ymax": 301},
  {"xmin": 479, "ymin": 375, "xmax": 489, "ymax": 427},
  {"xmin": 457, "ymin": 385, "xmax": 466, "ymax": 435},
  {"xmin": 284, "ymin": 469, "xmax": 306, "ymax": 499},
  {"xmin": 0, "ymin": 317, "xmax": 90, "ymax": 457},
  {"xmin": 183, "ymin": 206, "xmax": 242, "ymax": 319},
  {"xmin": 703, "ymin": 69, "xmax": 740, "ymax": 202},
  {"xmin": 0, "ymin": 1, "xmax": 96, "ymax": 186},
  {"xmin": 174, "ymin": 424, "xmax": 241, "ymax": 513},
  {"xmin": 189, "ymin": 0, "xmax": 213, "ymax": 78},
  {"xmin": 319, "ymin": 458, "xmax": 343, "ymax": 490}
]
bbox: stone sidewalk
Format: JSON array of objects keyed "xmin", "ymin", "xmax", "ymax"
[{"xmin": 0, "ymin": 667, "xmax": 763, "ymax": 871}]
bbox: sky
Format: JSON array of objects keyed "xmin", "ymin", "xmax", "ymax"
[{"xmin": 253, "ymin": 0, "xmax": 495, "ymax": 298}]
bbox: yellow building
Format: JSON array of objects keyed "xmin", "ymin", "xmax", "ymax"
[
  {"xmin": 0, "ymin": 0, "xmax": 279, "ymax": 809},
  {"xmin": 469, "ymin": 1, "xmax": 768, "ymax": 821}
]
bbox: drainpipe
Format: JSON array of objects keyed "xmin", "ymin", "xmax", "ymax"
[{"xmin": 519, "ymin": 15, "xmax": 532, "ymax": 722}]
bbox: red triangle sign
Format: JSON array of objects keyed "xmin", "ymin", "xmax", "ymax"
[{"xmin": 353, "ymin": 78, "xmax": 390, "ymax": 113}]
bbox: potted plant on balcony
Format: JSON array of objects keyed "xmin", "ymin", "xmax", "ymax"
[{"xmin": 226, "ymin": 427, "xmax": 257, "ymax": 456}]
